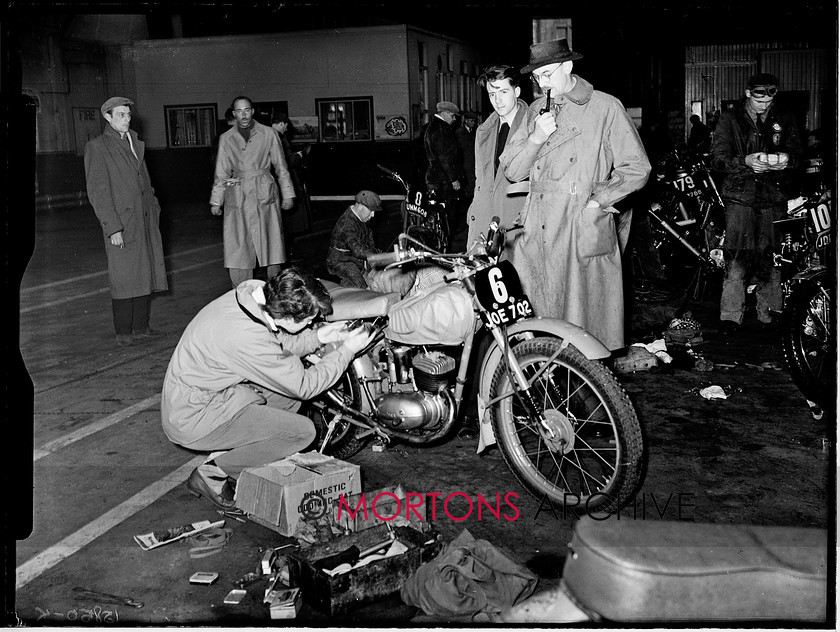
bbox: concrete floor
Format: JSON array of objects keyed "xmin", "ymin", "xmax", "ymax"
[{"xmin": 11, "ymin": 199, "xmax": 833, "ymax": 625}]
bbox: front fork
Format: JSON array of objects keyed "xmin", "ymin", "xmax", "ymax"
[{"xmin": 485, "ymin": 323, "xmax": 559, "ymax": 441}]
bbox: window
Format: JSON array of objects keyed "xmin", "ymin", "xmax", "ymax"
[
  {"xmin": 316, "ymin": 97, "xmax": 373, "ymax": 142},
  {"xmin": 252, "ymin": 100, "xmax": 288, "ymax": 126},
  {"xmin": 165, "ymin": 104, "xmax": 217, "ymax": 148}
]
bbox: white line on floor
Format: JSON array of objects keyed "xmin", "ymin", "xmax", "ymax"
[
  {"xmin": 21, "ymin": 257, "xmax": 224, "ymax": 314},
  {"xmin": 22, "ymin": 243, "xmax": 222, "ymax": 294},
  {"xmin": 33, "ymin": 394, "xmax": 161, "ymax": 462},
  {"xmin": 16, "ymin": 456, "xmax": 205, "ymax": 590}
]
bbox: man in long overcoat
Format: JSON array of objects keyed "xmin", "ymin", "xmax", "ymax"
[
  {"xmin": 84, "ymin": 96, "xmax": 168, "ymax": 347},
  {"xmin": 467, "ymin": 65, "xmax": 529, "ymax": 252},
  {"xmin": 502, "ymin": 40, "xmax": 650, "ymax": 351},
  {"xmin": 211, "ymin": 96, "xmax": 295, "ymax": 288}
]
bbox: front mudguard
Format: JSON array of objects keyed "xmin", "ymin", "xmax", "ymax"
[{"xmin": 477, "ymin": 316, "xmax": 611, "ymax": 415}]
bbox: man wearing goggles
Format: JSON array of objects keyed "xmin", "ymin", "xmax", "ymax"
[{"xmin": 711, "ymin": 73, "xmax": 803, "ymax": 335}]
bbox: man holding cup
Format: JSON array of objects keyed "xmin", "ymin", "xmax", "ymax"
[{"xmin": 711, "ymin": 73, "xmax": 802, "ymax": 334}]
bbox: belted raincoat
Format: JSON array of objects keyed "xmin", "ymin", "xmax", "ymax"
[
  {"xmin": 501, "ymin": 76, "xmax": 650, "ymax": 350},
  {"xmin": 211, "ymin": 122, "xmax": 295, "ymax": 268}
]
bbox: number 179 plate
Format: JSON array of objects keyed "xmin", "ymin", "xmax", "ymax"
[{"xmin": 474, "ymin": 261, "xmax": 535, "ymax": 328}]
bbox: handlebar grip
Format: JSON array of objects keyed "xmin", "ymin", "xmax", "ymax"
[
  {"xmin": 376, "ymin": 163, "xmax": 396, "ymax": 177},
  {"xmin": 367, "ymin": 250, "xmax": 401, "ymax": 268}
]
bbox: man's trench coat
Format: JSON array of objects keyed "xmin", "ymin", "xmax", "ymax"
[
  {"xmin": 211, "ymin": 122, "xmax": 295, "ymax": 269},
  {"xmin": 84, "ymin": 125, "xmax": 168, "ymax": 299},
  {"xmin": 501, "ymin": 76, "xmax": 650, "ymax": 351}
]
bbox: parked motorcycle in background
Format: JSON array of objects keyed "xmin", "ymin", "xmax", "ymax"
[
  {"xmin": 646, "ymin": 149, "xmax": 726, "ymax": 296},
  {"xmin": 775, "ymin": 156, "xmax": 835, "ymax": 411},
  {"xmin": 305, "ymin": 219, "xmax": 644, "ymax": 513},
  {"xmin": 377, "ymin": 164, "xmax": 450, "ymax": 253}
]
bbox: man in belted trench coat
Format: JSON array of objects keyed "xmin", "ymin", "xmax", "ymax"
[
  {"xmin": 211, "ymin": 96, "xmax": 296, "ymax": 288},
  {"xmin": 502, "ymin": 40, "xmax": 650, "ymax": 351},
  {"xmin": 84, "ymin": 96, "xmax": 168, "ymax": 347}
]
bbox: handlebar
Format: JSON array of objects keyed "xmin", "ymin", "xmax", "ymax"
[
  {"xmin": 367, "ymin": 250, "xmax": 403, "ymax": 269},
  {"xmin": 376, "ymin": 163, "xmax": 397, "ymax": 178}
]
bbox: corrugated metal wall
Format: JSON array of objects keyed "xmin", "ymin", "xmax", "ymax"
[{"xmin": 685, "ymin": 42, "xmax": 827, "ymax": 136}]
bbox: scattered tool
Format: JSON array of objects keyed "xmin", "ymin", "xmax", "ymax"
[
  {"xmin": 217, "ymin": 509, "xmax": 246, "ymax": 523},
  {"xmin": 73, "ymin": 586, "xmax": 144, "ymax": 608}
]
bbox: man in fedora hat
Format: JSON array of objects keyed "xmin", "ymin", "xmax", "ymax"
[
  {"xmin": 424, "ymin": 100, "xmax": 466, "ymax": 247},
  {"xmin": 501, "ymin": 38, "xmax": 651, "ymax": 351},
  {"xmin": 85, "ymin": 96, "xmax": 168, "ymax": 347}
]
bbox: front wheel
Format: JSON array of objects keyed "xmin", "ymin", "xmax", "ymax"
[
  {"xmin": 305, "ymin": 367, "xmax": 364, "ymax": 460},
  {"xmin": 780, "ymin": 273, "xmax": 834, "ymax": 406},
  {"xmin": 490, "ymin": 337, "xmax": 644, "ymax": 513}
]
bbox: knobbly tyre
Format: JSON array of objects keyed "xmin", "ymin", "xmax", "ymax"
[
  {"xmin": 305, "ymin": 217, "xmax": 644, "ymax": 513},
  {"xmin": 774, "ymin": 162, "xmax": 835, "ymax": 409},
  {"xmin": 377, "ymin": 163, "xmax": 450, "ymax": 253}
]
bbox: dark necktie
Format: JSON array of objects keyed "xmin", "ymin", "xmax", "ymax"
[
  {"xmin": 124, "ymin": 134, "xmax": 136, "ymax": 160},
  {"xmin": 755, "ymin": 113, "xmax": 764, "ymax": 135},
  {"xmin": 494, "ymin": 122, "xmax": 510, "ymax": 176}
]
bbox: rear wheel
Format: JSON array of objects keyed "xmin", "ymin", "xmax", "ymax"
[
  {"xmin": 490, "ymin": 337, "xmax": 643, "ymax": 513},
  {"xmin": 781, "ymin": 272, "xmax": 834, "ymax": 406},
  {"xmin": 306, "ymin": 367, "xmax": 364, "ymax": 460}
]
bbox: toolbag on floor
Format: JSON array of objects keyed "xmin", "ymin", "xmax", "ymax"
[{"xmin": 560, "ymin": 517, "xmax": 827, "ymax": 622}]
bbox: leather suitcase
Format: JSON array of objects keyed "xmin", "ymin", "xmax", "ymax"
[{"xmin": 561, "ymin": 517, "xmax": 827, "ymax": 622}]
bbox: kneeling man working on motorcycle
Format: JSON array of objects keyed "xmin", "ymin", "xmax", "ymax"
[{"xmin": 161, "ymin": 267, "xmax": 373, "ymax": 509}]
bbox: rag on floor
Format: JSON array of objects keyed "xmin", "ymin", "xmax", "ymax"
[{"xmin": 400, "ymin": 528, "xmax": 538, "ymax": 620}]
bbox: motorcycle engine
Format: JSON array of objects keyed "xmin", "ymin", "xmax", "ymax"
[{"xmin": 374, "ymin": 350, "xmax": 456, "ymax": 430}]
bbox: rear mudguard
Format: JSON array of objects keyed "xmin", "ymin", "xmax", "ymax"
[{"xmin": 477, "ymin": 317, "xmax": 611, "ymax": 414}]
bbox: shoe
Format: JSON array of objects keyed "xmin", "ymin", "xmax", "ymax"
[
  {"xmin": 186, "ymin": 467, "xmax": 236, "ymax": 510},
  {"xmin": 718, "ymin": 320, "xmax": 740, "ymax": 336},
  {"xmin": 132, "ymin": 327, "xmax": 161, "ymax": 339},
  {"xmin": 115, "ymin": 334, "xmax": 134, "ymax": 347},
  {"xmin": 457, "ymin": 415, "xmax": 479, "ymax": 439}
]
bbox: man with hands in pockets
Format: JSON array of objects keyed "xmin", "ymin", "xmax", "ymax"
[
  {"xmin": 161, "ymin": 267, "xmax": 373, "ymax": 510},
  {"xmin": 501, "ymin": 39, "xmax": 650, "ymax": 352}
]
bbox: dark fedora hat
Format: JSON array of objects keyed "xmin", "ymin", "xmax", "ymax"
[{"xmin": 520, "ymin": 38, "xmax": 583, "ymax": 74}]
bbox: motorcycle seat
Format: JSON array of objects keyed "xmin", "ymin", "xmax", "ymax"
[
  {"xmin": 319, "ymin": 279, "xmax": 400, "ymax": 321},
  {"xmin": 561, "ymin": 517, "xmax": 827, "ymax": 623}
]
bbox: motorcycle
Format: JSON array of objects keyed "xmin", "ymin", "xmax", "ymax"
[
  {"xmin": 775, "ymin": 162, "xmax": 835, "ymax": 408},
  {"xmin": 377, "ymin": 163, "xmax": 450, "ymax": 253},
  {"xmin": 306, "ymin": 219, "xmax": 644, "ymax": 512},
  {"xmin": 646, "ymin": 150, "xmax": 726, "ymax": 295}
]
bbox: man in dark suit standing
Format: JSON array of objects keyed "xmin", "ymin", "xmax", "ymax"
[
  {"xmin": 424, "ymin": 101, "xmax": 466, "ymax": 242},
  {"xmin": 85, "ymin": 96, "xmax": 168, "ymax": 347}
]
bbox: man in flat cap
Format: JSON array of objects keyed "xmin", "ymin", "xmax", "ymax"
[
  {"xmin": 84, "ymin": 96, "xmax": 168, "ymax": 347},
  {"xmin": 424, "ymin": 101, "xmax": 466, "ymax": 248},
  {"xmin": 711, "ymin": 73, "xmax": 802, "ymax": 335},
  {"xmin": 327, "ymin": 189, "xmax": 382, "ymax": 288},
  {"xmin": 502, "ymin": 39, "xmax": 651, "ymax": 352}
]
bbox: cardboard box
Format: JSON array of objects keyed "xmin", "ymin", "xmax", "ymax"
[
  {"xmin": 235, "ymin": 452, "xmax": 362, "ymax": 537},
  {"xmin": 288, "ymin": 523, "xmax": 442, "ymax": 616}
]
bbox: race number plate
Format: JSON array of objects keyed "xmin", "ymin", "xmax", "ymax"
[
  {"xmin": 474, "ymin": 261, "xmax": 535, "ymax": 328},
  {"xmin": 405, "ymin": 190, "xmax": 428, "ymax": 219},
  {"xmin": 672, "ymin": 175, "xmax": 702, "ymax": 198},
  {"xmin": 809, "ymin": 200, "xmax": 832, "ymax": 250}
]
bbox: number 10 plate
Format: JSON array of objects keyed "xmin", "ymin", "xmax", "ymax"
[{"xmin": 474, "ymin": 261, "xmax": 535, "ymax": 328}]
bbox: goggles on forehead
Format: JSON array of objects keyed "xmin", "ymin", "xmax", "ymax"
[{"xmin": 749, "ymin": 86, "xmax": 778, "ymax": 98}]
